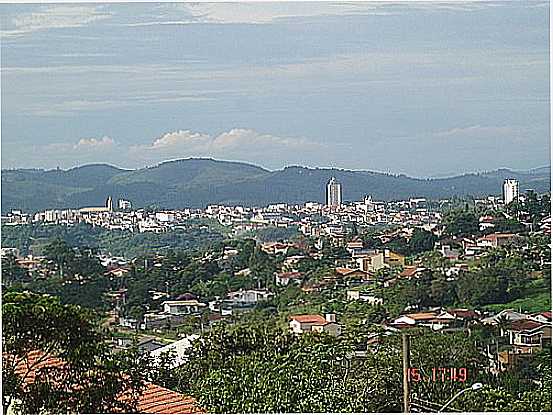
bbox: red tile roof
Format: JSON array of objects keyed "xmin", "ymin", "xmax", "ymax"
[
  {"xmin": 510, "ymin": 319, "xmax": 546, "ymax": 332},
  {"xmin": 131, "ymin": 382, "xmax": 204, "ymax": 414},
  {"xmin": 289, "ymin": 314, "xmax": 327, "ymax": 325},
  {"xmin": 10, "ymin": 350, "xmax": 204, "ymax": 414},
  {"xmin": 400, "ymin": 266, "xmax": 418, "ymax": 277},
  {"xmin": 277, "ymin": 271, "xmax": 303, "ymax": 279},
  {"xmin": 12, "ymin": 350, "xmax": 66, "ymax": 384}
]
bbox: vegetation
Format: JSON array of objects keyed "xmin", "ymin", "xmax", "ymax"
[
  {"xmin": 1, "ymin": 222, "xmax": 223, "ymax": 257},
  {"xmin": 2, "ymin": 291, "xmax": 152, "ymax": 414}
]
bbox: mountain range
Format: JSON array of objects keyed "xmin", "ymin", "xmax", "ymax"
[{"xmin": 2, "ymin": 158, "xmax": 550, "ymax": 213}]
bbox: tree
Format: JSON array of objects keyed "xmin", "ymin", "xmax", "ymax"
[
  {"xmin": 409, "ymin": 228, "xmax": 437, "ymax": 255},
  {"xmin": 1, "ymin": 254, "xmax": 29, "ymax": 287},
  {"xmin": 43, "ymin": 238, "xmax": 75, "ymax": 277},
  {"xmin": 171, "ymin": 322, "xmax": 403, "ymax": 413},
  {"xmin": 443, "ymin": 210, "xmax": 479, "ymax": 237},
  {"xmin": 2, "ymin": 291, "xmax": 150, "ymax": 414}
]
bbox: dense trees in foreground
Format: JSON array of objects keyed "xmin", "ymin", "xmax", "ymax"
[
  {"xmin": 2, "ymin": 291, "xmax": 151, "ymax": 414},
  {"xmin": 3, "ymin": 290, "xmax": 550, "ymax": 414}
]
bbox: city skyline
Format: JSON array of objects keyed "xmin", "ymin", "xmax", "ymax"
[{"xmin": 1, "ymin": 2, "xmax": 550, "ymax": 177}]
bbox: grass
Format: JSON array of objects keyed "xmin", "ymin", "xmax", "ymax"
[{"xmin": 483, "ymin": 290, "xmax": 551, "ymax": 313}]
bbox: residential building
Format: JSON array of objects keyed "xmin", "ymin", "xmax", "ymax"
[
  {"xmin": 162, "ymin": 300, "xmax": 206, "ymax": 315},
  {"xmin": 227, "ymin": 289, "xmax": 273, "ymax": 304},
  {"xmin": 118, "ymin": 199, "xmax": 132, "ymax": 210},
  {"xmin": 356, "ymin": 252, "xmax": 385, "ymax": 272},
  {"xmin": 275, "ymin": 271, "xmax": 303, "ymax": 286},
  {"xmin": 384, "ymin": 250, "xmax": 405, "ymax": 267},
  {"xmin": 507, "ymin": 319, "xmax": 552, "ymax": 353},
  {"xmin": 289, "ymin": 314, "xmax": 341, "ymax": 336},
  {"xmin": 503, "ymin": 179, "xmax": 519, "ymax": 205}
]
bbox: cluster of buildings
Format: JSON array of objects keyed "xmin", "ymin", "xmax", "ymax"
[{"xmin": 1, "ymin": 178, "xmax": 528, "ymax": 243}]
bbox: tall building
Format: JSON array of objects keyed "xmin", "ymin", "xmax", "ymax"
[
  {"xmin": 503, "ymin": 179, "xmax": 519, "ymax": 205},
  {"xmin": 106, "ymin": 196, "xmax": 113, "ymax": 212},
  {"xmin": 326, "ymin": 177, "xmax": 342, "ymax": 207}
]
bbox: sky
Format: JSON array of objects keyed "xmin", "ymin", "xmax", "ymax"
[{"xmin": 0, "ymin": 1, "xmax": 550, "ymax": 177}]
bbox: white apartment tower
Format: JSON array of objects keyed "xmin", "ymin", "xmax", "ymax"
[
  {"xmin": 106, "ymin": 196, "xmax": 113, "ymax": 212},
  {"xmin": 326, "ymin": 177, "xmax": 342, "ymax": 207},
  {"xmin": 503, "ymin": 179, "xmax": 519, "ymax": 205}
]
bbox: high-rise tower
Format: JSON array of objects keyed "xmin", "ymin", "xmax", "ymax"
[
  {"xmin": 503, "ymin": 179, "xmax": 519, "ymax": 205},
  {"xmin": 106, "ymin": 196, "xmax": 113, "ymax": 212},
  {"xmin": 326, "ymin": 177, "xmax": 342, "ymax": 207}
]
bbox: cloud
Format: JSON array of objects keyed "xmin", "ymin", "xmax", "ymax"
[
  {"xmin": 1, "ymin": 5, "xmax": 112, "ymax": 38},
  {"xmin": 432, "ymin": 125, "xmax": 515, "ymax": 139},
  {"xmin": 212, "ymin": 128, "xmax": 314, "ymax": 151},
  {"xmin": 130, "ymin": 128, "xmax": 326, "ymax": 168},
  {"xmin": 74, "ymin": 136, "xmax": 114, "ymax": 150},
  {"xmin": 150, "ymin": 130, "xmax": 212, "ymax": 151}
]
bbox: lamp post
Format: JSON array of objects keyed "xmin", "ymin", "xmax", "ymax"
[{"xmin": 438, "ymin": 383, "xmax": 483, "ymax": 412}]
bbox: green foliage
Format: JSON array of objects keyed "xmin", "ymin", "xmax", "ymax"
[
  {"xmin": 172, "ymin": 322, "xmax": 403, "ymax": 413},
  {"xmin": 241, "ymin": 226, "xmax": 299, "ymax": 242},
  {"xmin": 1, "ymin": 254, "xmax": 29, "ymax": 287},
  {"xmin": 1, "ymin": 223, "xmax": 223, "ymax": 258},
  {"xmin": 2, "ymin": 291, "xmax": 151, "ymax": 414},
  {"xmin": 409, "ymin": 228, "xmax": 437, "ymax": 255},
  {"xmin": 443, "ymin": 209, "xmax": 479, "ymax": 237}
]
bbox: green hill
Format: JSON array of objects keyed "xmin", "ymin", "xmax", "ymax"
[{"xmin": 1, "ymin": 158, "xmax": 550, "ymax": 213}]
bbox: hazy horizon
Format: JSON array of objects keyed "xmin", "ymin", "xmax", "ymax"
[{"xmin": 1, "ymin": 2, "xmax": 550, "ymax": 177}]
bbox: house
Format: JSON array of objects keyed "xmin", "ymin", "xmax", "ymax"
[
  {"xmin": 356, "ymin": 252, "xmax": 385, "ymax": 272},
  {"xmin": 289, "ymin": 314, "xmax": 342, "ymax": 336},
  {"xmin": 162, "ymin": 300, "xmax": 206, "ymax": 315},
  {"xmin": 8, "ymin": 350, "xmax": 205, "ymax": 414},
  {"xmin": 390, "ymin": 311, "xmax": 454, "ymax": 331},
  {"xmin": 445, "ymin": 263, "xmax": 469, "ymax": 277},
  {"xmin": 137, "ymin": 338, "xmax": 166, "ymax": 353},
  {"xmin": 506, "ymin": 319, "xmax": 552, "ymax": 353},
  {"xmin": 150, "ymin": 335, "xmax": 200, "ymax": 368},
  {"xmin": 235, "ymin": 268, "xmax": 252, "ymax": 277},
  {"xmin": 384, "ymin": 250, "xmax": 405, "ymax": 267},
  {"xmin": 436, "ymin": 308, "xmax": 480, "ymax": 327},
  {"xmin": 346, "ymin": 290, "xmax": 383, "ymax": 305},
  {"xmin": 479, "ymin": 216, "xmax": 496, "ymax": 232},
  {"xmin": 104, "ymin": 267, "xmax": 130, "ymax": 278},
  {"xmin": 335, "ymin": 267, "xmax": 372, "ymax": 281},
  {"xmin": 282, "ymin": 255, "xmax": 307, "ymax": 268},
  {"xmin": 1, "ymin": 247, "xmax": 19, "ymax": 257},
  {"xmin": 345, "ymin": 240, "xmax": 364, "ymax": 254},
  {"xmin": 227, "ymin": 289, "xmax": 273, "ymax": 304},
  {"xmin": 142, "ymin": 313, "xmax": 187, "ymax": 331},
  {"xmin": 477, "ymin": 233, "xmax": 519, "ymax": 248},
  {"xmin": 440, "ymin": 245, "xmax": 460, "ymax": 260},
  {"xmin": 399, "ymin": 266, "xmax": 426, "ymax": 279},
  {"xmin": 275, "ymin": 271, "xmax": 303, "ymax": 286},
  {"xmin": 481, "ymin": 309, "xmax": 528, "ymax": 326},
  {"xmin": 261, "ymin": 242, "xmax": 290, "ymax": 255}
]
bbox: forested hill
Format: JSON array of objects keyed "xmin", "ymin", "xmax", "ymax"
[{"xmin": 1, "ymin": 158, "xmax": 550, "ymax": 213}]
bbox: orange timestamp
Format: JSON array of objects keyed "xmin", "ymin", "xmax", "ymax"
[{"xmin": 407, "ymin": 367, "xmax": 468, "ymax": 383}]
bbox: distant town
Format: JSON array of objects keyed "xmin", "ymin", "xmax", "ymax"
[
  {"xmin": 2, "ymin": 177, "xmax": 546, "ymax": 238},
  {"xmin": 3, "ymin": 176, "xmax": 551, "ymax": 413}
]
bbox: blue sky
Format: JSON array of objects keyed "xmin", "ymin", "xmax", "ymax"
[{"xmin": 0, "ymin": 1, "xmax": 549, "ymax": 177}]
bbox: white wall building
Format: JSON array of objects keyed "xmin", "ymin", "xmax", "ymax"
[
  {"xmin": 503, "ymin": 179, "xmax": 519, "ymax": 205},
  {"xmin": 326, "ymin": 177, "xmax": 342, "ymax": 207}
]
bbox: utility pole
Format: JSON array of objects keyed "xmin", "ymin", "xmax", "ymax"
[{"xmin": 402, "ymin": 333, "xmax": 411, "ymax": 413}]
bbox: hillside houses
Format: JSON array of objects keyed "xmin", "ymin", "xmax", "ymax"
[{"xmin": 289, "ymin": 314, "xmax": 342, "ymax": 336}]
